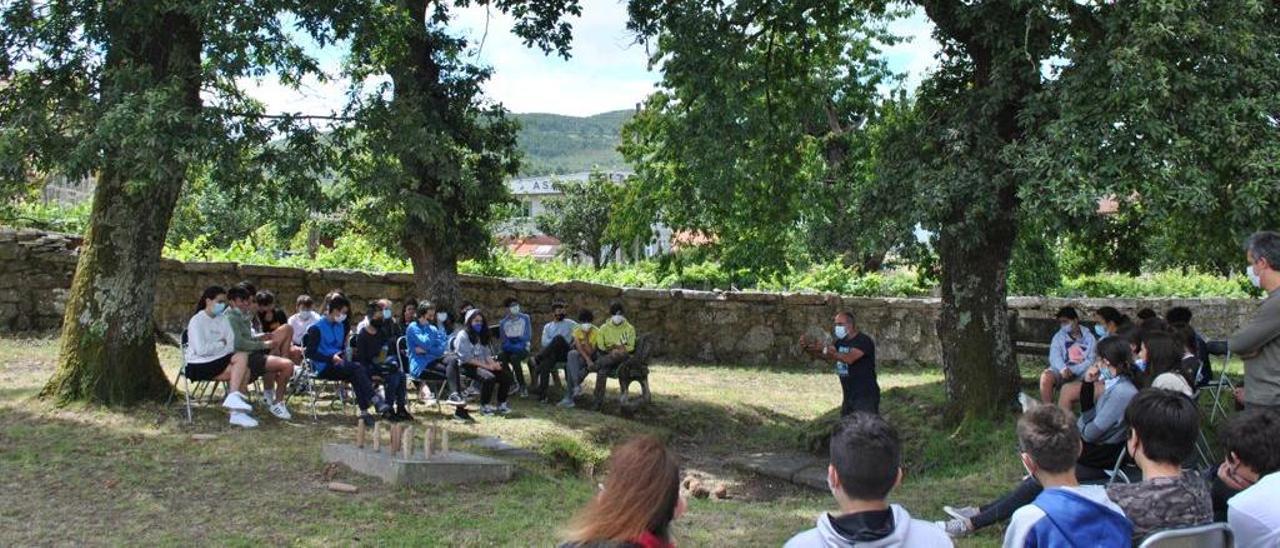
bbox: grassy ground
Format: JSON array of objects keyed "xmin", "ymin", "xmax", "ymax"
[{"xmin": 0, "ymin": 336, "xmax": 1244, "ymax": 547}]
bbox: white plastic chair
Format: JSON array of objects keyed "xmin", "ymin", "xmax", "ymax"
[{"xmin": 1137, "ymin": 522, "xmax": 1232, "ymax": 548}]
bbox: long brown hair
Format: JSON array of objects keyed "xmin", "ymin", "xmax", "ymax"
[{"xmin": 565, "ymin": 435, "xmax": 681, "ymax": 544}]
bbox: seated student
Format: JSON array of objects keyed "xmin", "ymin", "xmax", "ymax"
[
  {"xmin": 227, "ymin": 285, "xmax": 294, "ymax": 420},
  {"xmin": 589, "ymin": 301, "xmax": 639, "ymax": 410},
  {"xmin": 560, "ymin": 309, "xmax": 599, "ymax": 408},
  {"xmin": 352, "ymin": 301, "xmax": 410, "ymax": 422},
  {"xmin": 405, "ymin": 302, "xmax": 452, "ymax": 403},
  {"xmin": 1202, "ymin": 407, "xmax": 1280, "ymax": 521},
  {"xmin": 997, "ymin": 405, "xmax": 1131, "ymax": 547},
  {"xmin": 1167, "ymin": 306, "xmax": 1212, "ymax": 384},
  {"xmin": 453, "ymin": 309, "xmax": 514, "ymax": 416},
  {"xmin": 254, "ymin": 289, "xmax": 301, "ymax": 362},
  {"xmin": 532, "ymin": 299, "xmax": 577, "ymax": 403},
  {"xmin": 497, "ymin": 296, "xmax": 533, "ymax": 396},
  {"xmin": 1141, "ymin": 330, "xmax": 1194, "ymax": 397},
  {"xmin": 1091, "ymin": 306, "xmax": 1132, "ymax": 340},
  {"xmin": 287, "ymin": 294, "xmax": 319, "ymax": 348},
  {"xmin": 1136, "ymin": 307, "xmax": 1159, "ymax": 323},
  {"xmin": 1106, "ymin": 389, "xmax": 1213, "ymax": 543},
  {"xmin": 562, "ymin": 435, "xmax": 686, "ymax": 548},
  {"xmin": 400, "ymin": 298, "xmax": 418, "ymax": 332},
  {"xmin": 942, "ymin": 336, "xmax": 1139, "ymax": 537},
  {"xmin": 184, "ymin": 286, "xmax": 258, "ymax": 428},
  {"xmin": 1171, "ymin": 324, "xmax": 1206, "ymax": 388},
  {"xmin": 303, "ymin": 293, "xmax": 386, "ymax": 426},
  {"xmin": 1039, "ymin": 306, "xmax": 1097, "ymax": 406},
  {"xmin": 1226, "ymin": 409, "xmax": 1280, "ymax": 547},
  {"xmin": 785, "ymin": 413, "xmax": 951, "ymax": 548}
]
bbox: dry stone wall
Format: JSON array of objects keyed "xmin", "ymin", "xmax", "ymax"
[{"xmin": 0, "ymin": 227, "xmax": 1263, "ymax": 366}]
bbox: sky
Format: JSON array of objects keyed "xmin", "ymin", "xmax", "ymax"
[{"xmin": 242, "ymin": 2, "xmax": 940, "ymax": 118}]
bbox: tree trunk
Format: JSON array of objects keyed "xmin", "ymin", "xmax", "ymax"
[
  {"xmin": 41, "ymin": 8, "xmax": 202, "ymax": 405},
  {"xmin": 405, "ymin": 239, "xmax": 461, "ymax": 309}
]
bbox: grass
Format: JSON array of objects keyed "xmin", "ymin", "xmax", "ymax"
[{"xmin": 0, "ymin": 336, "xmax": 1245, "ymax": 546}]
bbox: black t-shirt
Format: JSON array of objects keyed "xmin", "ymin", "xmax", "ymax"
[
  {"xmin": 258, "ymin": 307, "xmax": 287, "ymax": 332},
  {"xmin": 834, "ymin": 331, "xmax": 876, "ymax": 380}
]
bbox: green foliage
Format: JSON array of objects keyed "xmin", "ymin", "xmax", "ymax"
[
  {"xmin": 1054, "ymin": 271, "xmax": 1257, "ymax": 299},
  {"xmin": 1007, "ymin": 227, "xmax": 1063, "ymax": 296},
  {"xmin": 0, "ymin": 199, "xmax": 92, "ymax": 235},
  {"xmin": 534, "ymin": 433, "xmax": 608, "ymax": 474},
  {"xmin": 535, "ymin": 172, "xmax": 624, "ymax": 268},
  {"xmin": 515, "ymin": 110, "xmax": 632, "ymax": 176}
]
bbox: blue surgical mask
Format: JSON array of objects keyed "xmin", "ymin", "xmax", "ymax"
[
  {"xmin": 382, "ymin": 308, "xmax": 392, "ymax": 320},
  {"xmin": 1059, "ymin": 323, "xmax": 1072, "ymax": 336},
  {"xmin": 1133, "ymin": 359, "xmax": 1147, "ymax": 372},
  {"xmin": 1100, "ymin": 366, "xmax": 1116, "ymax": 381},
  {"xmin": 510, "ymin": 305, "xmax": 521, "ymax": 315},
  {"xmin": 436, "ymin": 312, "xmax": 448, "ymax": 323},
  {"xmin": 471, "ymin": 323, "xmax": 484, "ymax": 333},
  {"xmin": 212, "ymin": 302, "xmax": 227, "ymax": 316},
  {"xmin": 1093, "ymin": 324, "xmax": 1106, "ymax": 338},
  {"xmin": 834, "ymin": 325, "xmax": 848, "ymax": 339}
]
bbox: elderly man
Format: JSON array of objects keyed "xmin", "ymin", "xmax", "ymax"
[{"xmin": 1229, "ymin": 231, "xmax": 1280, "ymax": 412}]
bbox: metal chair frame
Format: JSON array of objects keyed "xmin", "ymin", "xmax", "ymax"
[{"xmin": 1136, "ymin": 522, "xmax": 1232, "ymax": 548}]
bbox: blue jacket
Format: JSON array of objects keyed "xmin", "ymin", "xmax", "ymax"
[
  {"xmin": 1049, "ymin": 328, "xmax": 1098, "ymax": 377},
  {"xmin": 499, "ymin": 313, "xmax": 532, "ymax": 354},
  {"xmin": 303, "ymin": 318, "xmax": 348, "ymax": 375},
  {"xmin": 1027, "ymin": 488, "xmax": 1132, "ymax": 547},
  {"xmin": 405, "ymin": 320, "xmax": 447, "ymax": 377}
]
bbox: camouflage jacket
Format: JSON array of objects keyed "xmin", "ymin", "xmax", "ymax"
[{"xmin": 1107, "ymin": 471, "xmax": 1214, "ymax": 543}]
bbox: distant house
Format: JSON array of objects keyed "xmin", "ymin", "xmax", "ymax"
[{"xmin": 501, "ymin": 234, "xmax": 563, "ymax": 261}]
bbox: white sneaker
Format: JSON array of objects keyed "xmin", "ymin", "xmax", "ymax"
[
  {"xmin": 229, "ymin": 411, "xmax": 259, "ymax": 428},
  {"xmin": 222, "ymin": 391, "xmax": 252, "ymax": 411},
  {"xmin": 269, "ymin": 402, "xmax": 292, "ymax": 420},
  {"xmin": 1018, "ymin": 392, "xmax": 1037, "ymax": 413},
  {"xmin": 497, "ymin": 402, "xmax": 512, "ymax": 415}
]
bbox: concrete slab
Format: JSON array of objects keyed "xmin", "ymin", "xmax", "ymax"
[
  {"xmin": 790, "ymin": 464, "xmax": 830, "ymax": 491},
  {"xmin": 322, "ymin": 443, "xmax": 513, "ymax": 486},
  {"xmin": 728, "ymin": 452, "xmax": 824, "ymax": 486},
  {"xmin": 466, "ymin": 436, "xmax": 542, "ymax": 461}
]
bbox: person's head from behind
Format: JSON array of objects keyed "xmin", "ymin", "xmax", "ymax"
[
  {"xmin": 1093, "ymin": 306, "xmax": 1128, "ymax": 337},
  {"xmin": 609, "ymin": 301, "xmax": 626, "ymax": 324},
  {"xmin": 566, "ymin": 435, "xmax": 684, "ymax": 543},
  {"xmin": 1139, "ymin": 330, "xmax": 1182, "ymax": 380},
  {"xmin": 197, "ymin": 285, "xmax": 228, "ymax": 316},
  {"xmin": 1016, "ymin": 405, "xmax": 1081, "ymax": 480},
  {"xmin": 295, "ymin": 294, "xmax": 314, "ymax": 316},
  {"xmin": 1140, "ymin": 316, "xmax": 1169, "ymax": 334},
  {"xmin": 1055, "ymin": 306, "xmax": 1080, "ymax": 334},
  {"xmin": 325, "ymin": 293, "xmax": 350, "ymax": 322},
  {"xmin": 364, "ymin": 301, "xmax": 382, "ymax": 332},
  {"xmin": 1096, "ymin": 336, "xmax": 1136, "ymax": 381},
  {"xmin": 460, "ymin": 301, "xmax": 474, "ymax": 316},
  {"xmin": 1220, "ymin": 408, "xmax": 1280, "ymax": 489},
  {"xmin": 827, "ymin": 412, "xmax": 901, "ymax": 506},
  {"xmin": 1136, "ymin": 308, "xmax": 1158, "ymax": 321},
  {"xmin": 578, "ymin": 309, "xmax": 595, "ymax": 325},
  {"xmin": 415, "ymin": 301, "xmax": 435, "ymax": 326},
  {"xmin": 254, "ymin": 290, "xmax": 275, "ymax": 312},
  {"xmin": 833, "ymin": 311, "xmax": 856, "ymax": 340},
  {"xmin": 1244, "ymin": 230, "xmax": 1280, "ymax": 290},
  {"xmin": 1165, "ymin": 306, "xmax": 1193, "ymax": 327},
  {"xmin": 1170, "ymin": 324, "xmax": 1199, "ymax": 355},
  {"xmin": 503, "ymin": 296, "xmax": 520, "ymax": 316},
  {"xmin": 552, "ymin": 298, "xmax": 567, "ymax": 320},
  {"xmin": 1125, "ymin": 389, "xmax": 1199, "ymax": 468},
  {"xmin": 227, "ymin": 285, "xmax": 253, "ymax": 312}
]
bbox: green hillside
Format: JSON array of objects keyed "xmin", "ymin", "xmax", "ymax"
[{"xmin": 514, "ymin": 109, "xmax": 632, "ymax": 176}]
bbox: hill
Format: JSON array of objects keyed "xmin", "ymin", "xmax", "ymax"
[{"xmin": 513, "ymin": 109, "xmax": 632, "ymax": 176}]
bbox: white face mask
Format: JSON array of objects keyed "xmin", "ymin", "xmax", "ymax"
[
  {"xmin": 436, "ymin": 312, "xmax": 448, "ymax": 322},
  {"xmin": 611, "ymin": 314, "xmax": 624, "ymax": 325},
  {"xmin": 509, "ymin": 305, "xmax": 521, "ymax": 315},
  {"xmin": 1247, "ymin": 265, "xmax": 1262, "ymax": 288},
  {"xmin": 335, "ymin": 313, "xmax": 347, "ymax": 323}
]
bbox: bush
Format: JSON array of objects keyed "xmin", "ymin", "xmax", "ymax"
[{"xmin": 1053, "ymin": 270, "xmax": 1256, "ymax": 298}]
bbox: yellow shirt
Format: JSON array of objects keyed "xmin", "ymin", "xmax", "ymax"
[
  {"xmin": 572, "ymin": 324, "xmax": 599, "ymax": 349},
  {"xmin": 595, "ymin": 319, "xmax": 636, "ymax": 353}
]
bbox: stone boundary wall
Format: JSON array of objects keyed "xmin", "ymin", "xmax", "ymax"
[{"xmin": 0, "ymin": 227, "xmax": 1262, "ymax": 366}]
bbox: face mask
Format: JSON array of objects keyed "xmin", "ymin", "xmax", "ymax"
[
  {"xmin": 336, "ymin": 313, "xmax": 348, "ymax": 323},
  {"xmin": 509, "ymin": 305, "xmax": 521, "ymax": 315},
  {"xmin": 300, "ymin": 309, "xmax": 314, "ymax": 320},
  {"xmin": 381, "ymin": 309, "xmax": 392, "ymax": 320},
  {"xmin": 833, "ymin": 325, "xmax": 848, "ymax": 339},
  {"xmin": 1100, "ymin": 366, "xmax": 1116, "ymax": 381},
  {"xmin": 611, "ymin": 314, "xmax": 624, "ymax": 325},
  {"xmin": 1247, "ymin": 265, "xmax": 1262, "ymax": 288},
  {"xmin": 370, "ymin": 317, "xmax": 383, "ymax": 329},
  {"xmin": 212, "ymin": 302, "xmax": 227, "ymax": 316},
  {"xmin": 1133, "ymin": 359, "xmax": 1147, "ymax": 372},
  {"xmin": 471, "ymin": 323, "xmax": 485, "ymax": 333},
  {"xmin": 1093, "ymin": 324, "xmax": 1106, "ymax": 338},
  {"xmin": 555, "ymin": 313, "xmax": 566, "ymax": 321},
  {"xmin": 436, "ymin": 312, "xmax": 448, "ymax": 323},
  {"xmin": 1059, "ymin": 323, "xmax": 1072, "ymax": 336}
]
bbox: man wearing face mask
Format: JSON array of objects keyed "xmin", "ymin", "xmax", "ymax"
[
  {"xmin": 1038, "ymin": 306, "xmax": 1097, "ymax": 406},
  {"xmin": 1229, "ymin": 231, "xmax": 1280, "ymax": 411},
  {"xmin": 352, "ymin": 300, "xmax": 410, "ymax": 421},
  {"xmin": 531, "ymin": 299, "xmax": 577, "ymax": 403},
  {"xmin": 356, "ymin": 298, "xmax": 402, "ymax": 341},
  {"xmin": 590, "ymin": 301, "xmax": 639, "ymax": 410},
  {"xmin": 801, "ymin": 311, "xmax": 878, "ymax": 416}
]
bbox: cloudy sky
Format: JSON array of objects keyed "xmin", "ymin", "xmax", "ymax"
[{"xmin": 243, "ymin": 2, "xmax": 939, "ymax": 118}]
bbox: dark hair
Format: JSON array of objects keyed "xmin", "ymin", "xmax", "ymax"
[
  {"xmin": 1165, "ymin": 306, "xmax": 1193, "ymax": 325},
  {"xmin": 296, "ymin": 294, "xmax": 314, "ymax": 308},
  {"xmin": 325, "ymin": 293, "xmax": 350, "ymax": 313},
  {"xmin": 552, "ymin": 298, "xmax": 567, "ymax": 309},
  {"xmin": 227, "ymin": 285, "xmax": 252, "ymax": 302},
  {"xmin": 1055, "ymin": 306, "xmax": 1079, "ymax": 321},
  {"xmin": 1096, "ymin": 336, "xmax": 1136, "ymax": 379},
  {"xmin": 1141, "ymin": 330, "xmax": 1185, "ymax": 387},
  {"xmin": 503, "ymin": 296, "xmax": 519, "ymax": 307},
  {"xmin": 1125, "ymin": 389, "xmax": 1199, "ymax": 465},
  {"xmin": 460, "ymin": 301, "xmax": 474, "ymax": 314},
  {"xmin": 254, "ymin": 290, "xmax": 275, "ymax": 307},
  {"xmin": 1095, "ymin": 306, "xmax": 1129, "ymax": 327},
  {"xmin": 236, "ymin": 280, "xmax": 257, "ymax": 297},
  {"xmin": 1140, "ymin": 316, "xmax": 1170, "ymax": 333},
  {"xmin": 837, "ymin": 310, "xmax": 856, "ymax": 325},
  {"xmin": 196, "ymin": 285, "xmax": 226, "ymax": 314},
  {"xmin": 1017, "ymin": 405, "xmax": 1080, "ymax": 474},
  {"xmin": 1170, "ymin": 324, "xmax": 1198, "ymax": 353},
  {"xmin": 829, "ymin": 412, "xmax": 900, "ymax": 501},
  {"xmin": 578, "ymin": 309, "xmax": 595, "ymax": 324},
  {"xmin": 416, "ymin": 302, "xmax": 434, "ymax": 318},
  {"xmin": 1136, "ymin": 308, "xmax": 1158, "ymax": 321},
  {"xmin": 1220, "ymin": 408, "xmax": 1280, "ymax": 475},
  {"xmin": 609, "ymin": 301, "xmax": 625, "ymax": 316}
]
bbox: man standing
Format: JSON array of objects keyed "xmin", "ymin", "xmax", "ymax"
[
  {"xmin": 1229, "ymin": 231, "xmax": 1280, "ymax": 411},
  {"xmin": 802, "ymin": 311, "xmax": 878, "ymax": 416}
]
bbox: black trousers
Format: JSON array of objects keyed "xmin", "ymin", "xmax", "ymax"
[
  {"xmin": 534, "ymin": 337, "xmax": 572, "ymax": 397},
  {"xmin": 839, "ymin": 374, "xmax": 880, "ymax": 416}
]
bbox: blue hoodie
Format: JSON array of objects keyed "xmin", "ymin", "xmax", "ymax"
[
  {"xmin": 498, "ymin": 312, "xmax": 532, "ymax": 354},
  {"xmin": 303, "ymin": 318, "xmax": 348, "ymax": 375},
  {"xmin": 405, "ymin": 320, "xmax": 447, "ymax": 377},
  {"xmin": 1005, "ymin": 486, "xmax": 1131, "ymax": 548}
]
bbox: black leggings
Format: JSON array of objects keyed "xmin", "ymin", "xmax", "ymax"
[
  {"xmin": 534, "ymin": 337, "xmax": 572, "ymax": 396},
  {"xmin": 970, "ymin": 442, "xmax": 1121, "ymax": 530}
]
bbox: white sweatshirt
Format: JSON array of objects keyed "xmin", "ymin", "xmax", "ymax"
[{"xmin": 184, "ymin": 311, "xmax": 236, "ymax": 364}]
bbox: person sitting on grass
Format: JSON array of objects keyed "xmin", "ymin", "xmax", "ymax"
[
  {"xmin": 996, "ymin": 404, "xmax": 1131, "ymax": 547},
  {"xmin": 560, "ymin": 309, "xmax": 599, "ymax": 408},
  {"xmin": 497, "ymin": 296, "xmax": 534, "ymax": 397},
  {"xmin": 352, "ymin": 300, "xmax": 410, "ymax": 422},
  {"xmin": 287, "ymin": 294, "xmax": 318, "ymax": 348},
  {"xmin": 1038, "ymin": 306, "xmax": 1097, "ymax": 407},
  {"xmin": 561, "ymin": 435, "xmax": 686, "ymax": 548},
  {"xmin": 303, "ymin": 293, "xmax": 386, "ymax": 427},
  {"xmin": 227, "ymin": 285, "xmax": 294, "ymax": 420},
  {"xmin": 532, "ymin": 298, "xmax": 577, "ymax": 403},
  {"xmin": 1142, "ymin": 330, "xmax": 1194, "ymax": 397},
  {"xmin": 942, "ymin": 336, "xmax": 1139, "ymax": 538},
  {"xmin": 406, "ymin": 301, "xmax": 453, "ymax": 404},
  {"xmin": 785, "ymin": 413, "xmax": 952, "ymax": 548},
  {"xmin": 1201, "ymin": 407, "xmax": 1280, "ymax": 522},
  {"xmin": 184, "ymin": 285, "xmax": 258, "ymax": 428},
  {"xmin": 1106, "ymin": 389, "xmax": 1212, "ymax": 543},
  {"xmin": 590, "ymin": 301, "xmax": 638, "ymax": 410},
  {"xmin": 1226, "ymin": 408, "xmax": 1280, "ymax": 547},
  {"xmin": 455, "ymin": 309, "xmax": 513, "ymax": 416}
]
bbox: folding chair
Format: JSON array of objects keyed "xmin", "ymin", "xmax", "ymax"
[
  {"xmin": 399, "ymin": 336, "xmax": 445, "ymax": 414},
  {"xmin": 1105, "ymin": 446, "xmax": 1139, "ymax": 485},
  {"xmin": 299, "ymin": 358, "xmax": 351, "ymax": 420},
  {"xmin": 1137, "ymin": 522, "xmax": 1232, "ymax": 548},
  {"xmin": 1203, "ymin": 340, "xmax": 1237, "ymax": 424},
  {"xmin": 166, "ymin": 330, "xmax": 240, "ymax": 423}
]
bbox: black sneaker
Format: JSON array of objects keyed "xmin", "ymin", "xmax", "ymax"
[
  {"xmin": 360, "ymin": 413, "xmax": 375, "ymax": 427},
  {"xmin": 453, "ymin": 408, "xmax": 477, "ymax": 424},
  {"xmin": 382, "ymin": 407, "xmax": 398, "ymax": 422},
  {"xmin": 394, "ymin": 409, "xmax": 414, "ymax": 422}
]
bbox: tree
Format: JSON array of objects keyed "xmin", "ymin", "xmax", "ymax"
[
  {"xmin": 326, "ymin": 0, "xmax": 580, "ymax": 307},
  {"xmin": 1, "ymin": 1, "xmax": 326, "ymax": 404},
  {"xmin": 629, "ymin": 0, "xmax": 1280, "ymax": 421},
  {"xmin": 536, "ymin": 172, "xmax": 624, "ymax": 268}
]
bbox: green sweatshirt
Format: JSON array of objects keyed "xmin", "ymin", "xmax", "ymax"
[{"xmin": 228, "ymin": 307, "xmax": 269, "ymax": 353}]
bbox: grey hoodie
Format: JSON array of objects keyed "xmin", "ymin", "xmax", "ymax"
[{"xmin": 783, "ymin": 505, "xmax": 952, "ymax": 548}]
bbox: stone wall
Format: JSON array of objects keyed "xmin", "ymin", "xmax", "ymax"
[{"xmin": 0, "ymin": 227, "xmax": 1263, "ymax": 365}]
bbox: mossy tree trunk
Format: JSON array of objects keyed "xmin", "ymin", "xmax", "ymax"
[{"xmin": 41, "ymin": 8, "xmax": 202, "ymax": 405}]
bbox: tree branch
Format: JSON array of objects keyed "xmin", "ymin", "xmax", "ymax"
[{"xmin": 915, "ymin": 0, "xmax": 976, "ymax": 49}]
